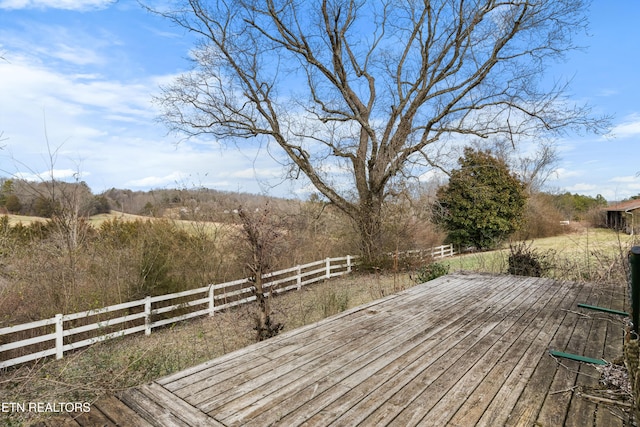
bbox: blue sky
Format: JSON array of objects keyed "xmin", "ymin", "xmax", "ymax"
[{"xmin": 0, "ymin": 0, "xmax": 639, "ymax": 201}]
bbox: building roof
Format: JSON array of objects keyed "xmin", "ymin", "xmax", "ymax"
[{"xmin": 605, "ymin": 199, "xmax": 640, "ymax": 212}]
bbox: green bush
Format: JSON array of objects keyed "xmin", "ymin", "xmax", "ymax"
[
  {"xmin": 4, "ymin": 194, "xmax": 22, "ymax": 214},
  {"xmin": 433, "ymin": 148, "xmax": 527, "ymax": 249}
]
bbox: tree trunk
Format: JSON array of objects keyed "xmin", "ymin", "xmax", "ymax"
[
  {"xmin": 253, "ymin": 270, "xmax": 267, "ymax": 340},
  {"xmin": 253, "ymin": 268, "xmax": 282, "ymax": 341},
  {"xmin": 354, "ymin": 195, "xmax": 384, "ymax": 265}
]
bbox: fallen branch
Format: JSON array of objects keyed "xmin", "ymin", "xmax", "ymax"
[
  {"xmin": 561, "ymin": 309, "xmax": 591, "ymax": 318},
  {"xmin": 578, "ymin": 392, "xmax": 632, "ymax": 408},
  {"xmin": 550, "ymin": 385, "xmax": 579, "ymax": 395}
]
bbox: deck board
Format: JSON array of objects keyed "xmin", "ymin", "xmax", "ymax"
[
  {"xmin": 536, "ymin": 280, "xmax": 598, "ymax": 426},
  {"xmin": 359, "ymin": 278, "xmax": 548, "ymax": 426},
  {"xmin": 504, "ymin": 280, "xmax": 591, "ymax": 426},
  {"xmin": 237, "ymin": 276, "xmax": 528, "ymax": 426},
  {"xmin": 445, "ymin": 277, "xmax": 571, "ymax": 426},
  {"xmin": 564, "ymin": 286, "xmax": 611, "ymax": 427},
  {"xmin": 89, "ymin": 395, "xmax": 153, "ymax": 427},
  {"xmin": 39, "ymin": 273, "xmax": 631, "ymax": 426}
]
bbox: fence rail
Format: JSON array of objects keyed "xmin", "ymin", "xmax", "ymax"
[
  {"xmin": 0, "ymin": 244, "xmax": 454, "ymax": 369},
  {"xmin": 401, "ymin": 244, "xmax": 456, "ymax": 259}
]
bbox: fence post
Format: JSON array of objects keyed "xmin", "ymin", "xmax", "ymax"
[
  {"xmin": 440, "ymin": 245, "xmax": 445, "ymax": 258},
  {"xmin": 326, "ymin": 258, "xmax": 331, "ymax": 279},
  {"xmin": 209, "ymin": 285, "xmax": 215, "ymax": 317},
  {"xmin": 630, "ymin": 247, "xmax": 640, "ymax": 337},
  {"xmin": 347, "ymin": 255, "xmax": 352, "ymax": 273},
  {"xmin": 55, "ymin": 314, "xmax": 63, "ymax": 360},
  {"xmin": 144, "ymin": 296, "xmax": 152, "ymax": 336},
  {"xmin": 296, "ymin": 265, "xmax": 302, "ymax": 290}
]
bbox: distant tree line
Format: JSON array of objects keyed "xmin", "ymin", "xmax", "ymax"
[
  {"xmin": 101, "ymin": 187, "xmax": 295, "ymax": 221},
  {"xmin": 0, "ymin": 178, "xmax": 301, "ymax": 221},
  {"xmin": 0, "ymin": 179, "xmax": 110, "ymax": 218},
  {"xmin": 544, "ymin": 192, "xmax": 607, "ymax": 222}
]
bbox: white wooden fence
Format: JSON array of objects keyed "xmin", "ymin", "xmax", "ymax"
[
  {"xmin": 0, "ymin": 244, "xmax": 454, "ymax": 369},
  {"xmin": 0, "ymin": 256, "xmax": 354, "ymax": 369},
  {"xmin": 403, "ymin": 244, "xmax": 456, "ymax": 259}
]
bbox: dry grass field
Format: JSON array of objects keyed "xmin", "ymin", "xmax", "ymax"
[
  {"xmin": 444, "ymin": 226, "xmax": 638, "ymax": 281},
  {"xmin": 5, "ymin": 212, "xmax": 147, "ymax": 228},
  {"xmin": 5, "ymin": 212, "xmax": 234, "ymax": 241},
  {"xmin": 4, "ymin": 214, "xmax": 47, "ymax": 227}
]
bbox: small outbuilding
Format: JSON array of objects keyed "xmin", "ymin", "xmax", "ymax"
[{"xmin": 604, "ymin": 199, "xmax": 640, "ymax": 234}]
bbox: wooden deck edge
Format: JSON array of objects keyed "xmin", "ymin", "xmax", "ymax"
[
  {"xmin": 25, "ymin": 393, "xmax": 154, "ymax": 427},
  {"xmin": 118, "ymin": 382, "xmax": 225, "ymax": 426}
]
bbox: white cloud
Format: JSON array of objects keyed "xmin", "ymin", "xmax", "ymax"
[
  {"xmin": 0, "ymin": 3, "xmax": 300, "ymax": 197},
  {"xmin": 292, "ymin": 183, "xmax": 320, "ymax": 196},
  {"xmin": 418, "ymin": 169, "xmax": 447, "ymax": 183},
  {"xmin": 230, "ymin": 168, "xmax": 282, "ymax": 179},
  {"xmin": 51, "ymin": 43, "xmax": 106, "ymax": 66},
  {"xmin": 0, "ymin": 0, "xmax": 114, "ymax": 10},
  {"xmin": 229, "ymin": 169, "xmax": 255, "ymax": 179},
  {"xmin": 126, "ymin": 172, "xmax": 186, "ymax": 188},
  {"xmin": 549, "ymin": 168, "xmax": 581, "ymax": 180},
  {"xmin": 565, "ymin": 183, "xmax": 597, "ymax": 192},
  {"xmin": 0, "ymin": 56, "xmax": 157, "ymax": 139},
  {"xmin": 1, "ymin": 22, "xmax": 118, "ymax": 69},
  {"xmin": 597, "ymin": 89, "xmax": 619, "ymax": 97},
  {"xmin": 0, "ymin": 53, "xmax": 195, "ymax": 192},
  {"xmin": 608, "ymin": 113, "xmax": 640, "ymax": 139},
  {"xmin": 13, "ymin": 168, "xmax": 86, "ymax": 182},
  {"xmin": 610, "ymin": 176, "xmax": 640, "ymax": 183}
]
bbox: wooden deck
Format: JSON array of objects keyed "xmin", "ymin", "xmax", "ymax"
[{"xmin": 36, "ymin": 272, "xmax": 632, "ymax": 426}]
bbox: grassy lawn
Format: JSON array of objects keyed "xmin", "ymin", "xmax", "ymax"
[
  {"xmin": 524, "ymin": 226, "xmax": 636, "ymax": 254},
  {"xmin": 442, "ymin": 226, "xmax": 638, "ymax": 283}
]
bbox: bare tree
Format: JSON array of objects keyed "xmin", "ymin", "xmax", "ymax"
[
  {"xmin": 150, "ymin": 0, "xmax": 605, "ymax": 261},
  {"xmin": 485, "ymin": 137, "xmax": 560, "ymax": 193},
  {"xmin": 238, "ymin": 205, "xmax": 285, "ymax": 341},
  {"xmin": 6, "ymin": 130, "xmax": 94, "ymax": 311},
  {"xmin": 516, "ymin": 142, "xmax": 560, "ymax": 193}
]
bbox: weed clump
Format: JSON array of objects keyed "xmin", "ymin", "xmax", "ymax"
[
  {"xmin": 412, "ymin": 262, "xmax": 450, "ymax": 284},
  {"xmin": 507, "ymin": 241, "xmax": 554, "ymax": 277},
  {"xmin": 318, "ymin": 287, "xmax": 350, "ymax": 317}
]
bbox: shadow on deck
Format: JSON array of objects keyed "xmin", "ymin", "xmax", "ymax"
[{"xmin": 33, "ymin": 272, "xmax": 632, "ymax": 426}]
